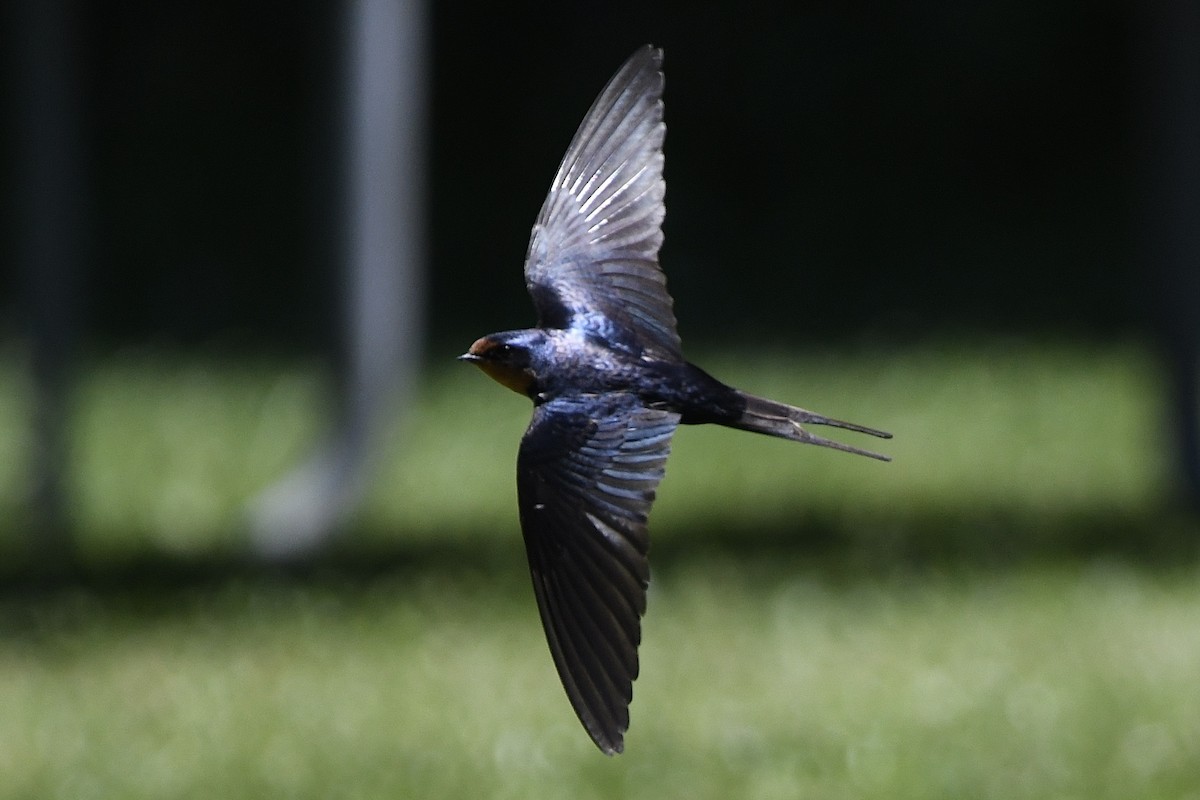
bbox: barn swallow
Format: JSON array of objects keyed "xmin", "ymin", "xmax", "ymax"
[{"xmin": 460, "ymin": 45, "xmax": 891, "ymax": 755}]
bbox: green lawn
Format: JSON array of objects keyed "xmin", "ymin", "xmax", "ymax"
[
  {"xmin": 1, "ymin": 561, "xmax": 1197, "ymax": 799},
  {"xmin": 0, "ymin": 338, "xmax": 1198, "ymax": 798}
]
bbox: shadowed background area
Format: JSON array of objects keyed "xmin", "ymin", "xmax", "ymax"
[
  {"xmin": 0, "ymin": 1, "xmax": 1157, "ymax": 346},
  {"xmin": 1, "ymin": 1, "xmax": 1199, "ymax": 797}
]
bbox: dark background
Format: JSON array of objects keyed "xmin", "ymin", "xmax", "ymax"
[{"xmin": 1, "ymin": 1, "xmax": 1152, "ymax": 354}]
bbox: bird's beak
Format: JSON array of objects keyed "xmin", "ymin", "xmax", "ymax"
[{"xmin": 457, "ymin": 352, "xmax": 481, "ymax": 363}]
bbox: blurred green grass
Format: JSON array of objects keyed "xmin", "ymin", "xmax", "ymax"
[
  {"xmin": 1, "ymin": 560, "xmax": 1197, "ymax": 798},
  {"xmin": 1, "ymin": 338, "xmax": 1198, "ymax": 798}
]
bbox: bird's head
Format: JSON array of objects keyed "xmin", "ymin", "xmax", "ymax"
[{"xmin": 458, "ymin": 332, "xmax": 539, "ymax": 397}]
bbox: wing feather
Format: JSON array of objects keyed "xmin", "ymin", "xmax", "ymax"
[
  {"xmin": 516, "ymin": 393, "xmax": 679, "ymax": 754},
  {"xmin": 524, "ymin": 46, "xmax": 680, "ymax": 359}
]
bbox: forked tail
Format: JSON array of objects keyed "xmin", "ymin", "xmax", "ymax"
[{"xmin": 728, "ymin": 392, "xmax": 893, "ymax": 462}]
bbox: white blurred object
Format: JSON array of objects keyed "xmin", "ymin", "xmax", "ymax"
[{"xmin": 249, "ymin": 0, "xmax": 428, "ymax": 558}]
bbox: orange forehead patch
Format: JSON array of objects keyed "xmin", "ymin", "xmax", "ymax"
[{"xmin": 468, "ymin": 336, "xmax": 496, "ymax": 357}]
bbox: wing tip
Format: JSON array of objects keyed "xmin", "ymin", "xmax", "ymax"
[
  {"xmin": 587, "ymin": 720, "xmax": 627, "ymax": 755},
  {"xmin": 598, "ymin": 736, "xmax": 625, "ymax": 756},
  {"xmin": 619, "ymin": 44, "xmax": 664, "ymax": 92},
  {"xmin": 642, "ymin": 43, "xmax": 663, "ymax": 68}
]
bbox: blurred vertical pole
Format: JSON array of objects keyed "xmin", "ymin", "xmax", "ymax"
[
  {"xmin": 1141, "ymin": 0, "xmax": 1200, "ymax": 513},
  {"xmin": 9, "ymin": 0, "xmax": 86, "ymax": 565},
  {"xmin": 248, "ymin": 0, "xmax": 427, "ymax": 558}
]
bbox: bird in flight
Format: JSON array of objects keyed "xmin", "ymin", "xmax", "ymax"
[{"xmin": 460, "ymin": 45, "xmax": 891, "ymax": 755}]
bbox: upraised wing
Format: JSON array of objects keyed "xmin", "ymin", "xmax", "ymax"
[
  {"xmin": 516, "ymin": 392, "xmax": 679, "ymax": 754},
  {"xmin": 524, "ymin": 46, "xmax": 681, "ymax": 360}
]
